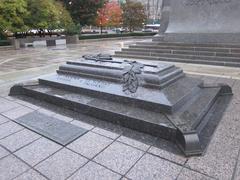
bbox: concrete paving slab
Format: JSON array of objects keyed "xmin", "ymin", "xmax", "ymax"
[
  {"xmin": 67, "ymin": 132, "xmax": 113, "ymax": 159},
  {"xmin": 121, "ymin": 177, "xmax": 130, "ymax": 180},
  {"xmin": 216, "ymin": 77, "xmax": 236, "ymax": 87},
  {"xmin": 94, "ymin": 141, "xmax": 144, "ymax": 175},
  {"xmin": 148, "ymin": 146, "xmax": 187, "ymax": 165},
  {"xmin": 215, "ymin": 113, "xmax": 240, "ymax": 140},
  {"xmin": 233, "ymin": 80, "xmax": 240, "ymax": 90},
  {"xmin": 0, "ymin": 146, "xmax": 9, "ymax": 159},
  {"xmin": 14, "ymin": 138, "xmax": 61, "ymax": 166},
  {"xmin": 92, "ymin": 127, "xmax": 120, "ymax": 139},
  {"xmin": 126, "ymin": 153, "xmax": 182, "ymax": 180},
  {"xmin": 232, "ymin": 81, "xmax": 240, "ymax": 99},
  {"xmin": 202, "ymin": 76, "xmax": 219, "ymax": 84},
  {"xmin": 233, "ymin": 154, "xmax": 240, "ymax": 180},
  {"xmin": 224, "ymin": 100, "xmax": 240, "ymax": 116},
  {"xmin": 14, "ymin": 169, "xmax": 47, "ymax": 180},
  {"xmin": 36, "ymin": 148, "xmax": 88, "ymax": 180},
  {"xmin": 117, "ymin": 136, "xmax": 150, "ymax": 151},
  {"xmin": 68, "ymin": 161, "xmax": 121, "ymax": 180},
  {"xmin": 0, "ymin": 114, "xmax": 9, "ymax": 125},
  {"xmin": 2, "ymin": 106, "xmax": 34, "ymax": 120},
  {"xmin": 70, "ymin": 120, "xmax": 94, "ymax": 130},
  {"xmin": 121, "ymin": 128, "xmax": 158, "ymax": 148},
  {"xmin": 0, "ymin": 121, "xmax": 23, "ymax": 139},
  {"xmin": 177, "ymin": 168, "xmax": 214, "ymax": 180},
  {"xmin": 186, "ymin": 133, "xmax": 240, "ymax": 180},
  {"xmin": 0, "ymin": 129, "xmax": 40, "ymax": 152},
  {"xmin": 148, "ymin": 138, "xmax": 187, "ymax": 165},
  {"xmin": 0, "ymin": 97, "xmax": 20, "ymax": 113},
  {"xmin": 0, "ymin": 155, "xmax": 30, "ymax": 180},
  {"xmin": 3, "ymin": 95, "xmax": 16, "ymax": 101}
]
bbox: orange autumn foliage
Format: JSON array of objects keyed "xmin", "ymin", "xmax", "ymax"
[{"xmin": 96, "ymin": 1, "xmax": 122, "ymax": 27}]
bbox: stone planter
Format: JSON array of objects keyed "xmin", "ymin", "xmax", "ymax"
[
  {"xmin": 10, "ymin": 38, "xmax": 20, "ymax": 49},
  {"xmin": 66, "ymin": 35, "xmax": 79, "ymax": 44}
]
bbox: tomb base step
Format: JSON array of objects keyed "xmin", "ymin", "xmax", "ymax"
[{"xmin": 9, "ymin": 81, "xmax": 232, "ymax": 156}]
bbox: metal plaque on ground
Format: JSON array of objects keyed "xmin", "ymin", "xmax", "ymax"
[{"xmin": 15, "ymin": 112, "xmax": 87, "ymax": 146}]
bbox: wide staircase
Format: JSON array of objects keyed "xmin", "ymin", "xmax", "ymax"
[{"xmin": 114, "ymin": 41, "xmax": 240, "ymax": 67}]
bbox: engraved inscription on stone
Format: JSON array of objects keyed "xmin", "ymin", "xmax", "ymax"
[
  {"xmin": 57, "ymin": 74, "xmax": 109, "ymax": 88},
  {"xmin": 57, "ymin": 74, "xmax": 83, "ymax": 82},
  {"xmin": 184, "ymin": 0, "xmax": 231, "ymax": 6},
  {"xmin": 84, "ymin": 79, "xmax": 109, "ymax": 88}
]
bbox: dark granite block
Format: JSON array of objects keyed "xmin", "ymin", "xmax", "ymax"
[
  {"xmin": 14, "ymin": 112, "xmax": 87, "ymax": 146},
  {"xmin": 46, "ymin": 40, "xmax": 56, "ymax": 47}
]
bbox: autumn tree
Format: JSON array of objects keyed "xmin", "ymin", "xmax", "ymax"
[
  {"xmin": 96, "ymin": 1, "xmax": 122, "ymax": 33},
  {"xmin": 107, "ymin": 2, "xmax": 122, "ymax": 27},
  {"xmin": 61, "ymin": 0, "xmax": 106, "ymax": 26},
  {"xmin": 122, "ymin": 0, "xmax": 147, "ymax": 32},
  {"xmin": 96, "ymin": 3, "xmax": 108, "ymax": 33}
]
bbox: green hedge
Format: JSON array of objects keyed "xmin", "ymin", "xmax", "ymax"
[
  {"xmin": 78, "ymin": 32, "xmax": 157, "ymax": 40},
  {"xmin": 0, "ymin": 40, "xmax": 10, "ymax": 46},
  {"xmin": 0, "ymin": 32, "xmax": 7, "ymax": 40}
]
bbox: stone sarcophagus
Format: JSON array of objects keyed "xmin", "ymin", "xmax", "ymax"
[
  {"xmin": 158, "ymin": 0, "xmax": 240, "ymax": 43},
  {"xmin": 10, "ymin": 55, "xmax": 232, "ymax": 156}
]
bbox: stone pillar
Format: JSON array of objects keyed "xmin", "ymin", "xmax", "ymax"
[
  {"xmin": 66, "ymin": 35, "xmax": 79, "ymax": 44},
  {"xmin": 11, "ymin": 38, "xmax": 20, "ymax": 50}
]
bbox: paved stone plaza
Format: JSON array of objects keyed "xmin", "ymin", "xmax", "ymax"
[{"xmin": 0, "ymin": 38, "xmax": 240, "ymax": 180}]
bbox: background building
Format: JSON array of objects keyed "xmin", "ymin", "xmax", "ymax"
[
  {"xmin": 136, "ymin": 0, "xmax": 162, "ymax": 23},
  {"xmin": 110, "ymin": 0, "xmax": 162, "ymax": 24}
]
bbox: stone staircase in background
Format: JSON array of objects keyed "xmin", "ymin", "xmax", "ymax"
[{"xmin": 114, "ymin": 41, "xmax": 240, "ymax": 67}]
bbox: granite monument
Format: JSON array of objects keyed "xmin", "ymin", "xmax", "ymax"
[{"xmin": 10, "ymin": 55, "xmax": 233, "ymax": 156}]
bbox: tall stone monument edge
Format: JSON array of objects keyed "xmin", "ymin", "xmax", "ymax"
[{"xmin": 157, "ymin": 0, "xmax": 240, "ymax": 43}]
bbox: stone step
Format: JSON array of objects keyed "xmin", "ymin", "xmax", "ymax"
[
  {"xmin": 20, "ymin": 84, "xmax": 177, "ymax": 141},
  {"xmin": 197, "ymin": 95, "xmax": 230, "ymax": 151},
  {"xmin": 38, "ymin": 73, "xmax": 201, "ymax": 114},
  {"xmin": 57, "ymin": 67, "xmax": 184, "ymax": 90},
  {"xmin": 115, "ymin": 50, "xmax": 240, "ymax": 63},
  {"xmin": 167, "ymin": 85, "xmax": 225, "ymax": 155},
  {"xmin": 129, "ymin": 44, "xmax": 240, "ymax": 53},
  {"xmin": 113, "ymin": 53, "xmax": 240, "ymax": 67},
  {"xmin": 12, "ymin": 79, "xmax": 226, "ymax": 156},
  {"xmin": 122, "ymin": 48, "xmax": 240, "ymax": 58},
  {"xmin": 137, "ymin": 41, "xmax": 240, "ymax": 49},
  {"xmin": 168, "ymin": 86, "xmax": 221, "ymax": 132}
]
